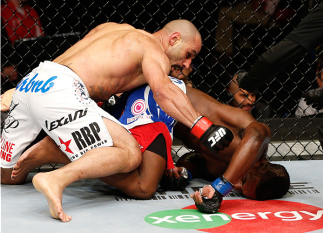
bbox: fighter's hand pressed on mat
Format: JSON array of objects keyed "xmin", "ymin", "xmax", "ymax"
[{"xmin": 191, "ymin": 175, "xmax": 233, "ymax": 213}]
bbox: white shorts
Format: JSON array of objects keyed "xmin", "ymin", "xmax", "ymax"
[{"xmin": 1, "ymin": 61, "xmax": 127, "ymax": 168}]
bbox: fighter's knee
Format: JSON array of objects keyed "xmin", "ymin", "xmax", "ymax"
[
  {"xmin": 111, "ymin": 140, "xmax": 141, "ymax": 173},
  {"xmin": 123, "ymin": 146, "xmax": 142, "ymax": 172},
  {"xmin": 133, "ymin": 183, "xmax": 156, "ymax": 199}
]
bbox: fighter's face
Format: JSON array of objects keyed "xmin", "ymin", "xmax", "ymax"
[
  {"xmin": 230, "ymin": 89, "xmax": 256, "ymax": 112},
  {"xmin": 167, "ymin": 36, "xmax": 201, "ymax": 72}
]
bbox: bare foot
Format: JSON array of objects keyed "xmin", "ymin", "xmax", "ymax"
[
  {"xmin": 12, "ymin": 136, "xmax": 70, "ymax": 180},
  {"xmin": 33, "ymin": 172, "xmax": 72, "ymax": 222},
  {"xmin": 12, "ymin": 146, "xmax": 41, "ymax": 180}
]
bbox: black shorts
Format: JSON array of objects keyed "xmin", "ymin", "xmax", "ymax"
[{"xmin": 146, "ymin": 134, "xmax": 167, "ymax": 161}]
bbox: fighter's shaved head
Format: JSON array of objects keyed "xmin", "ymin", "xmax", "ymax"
[
  {"xmin": 164, "ymin": 19, "xmax": 202, "ymax": 44},
  {"xmin": 154, "ymin": 19, "xmax": 202, "ymax": 70}
]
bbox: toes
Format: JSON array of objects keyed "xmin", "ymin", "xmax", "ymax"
[
  {"xmin": 59, "ymin": 212, "xmax": 72, "ymax": 222},
  {"xmin": 11, "ymin": 171, "xmax": 16, "ymax": 180}
]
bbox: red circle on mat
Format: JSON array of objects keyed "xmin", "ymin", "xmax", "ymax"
[{"xmin": 183, "ymin": 200, "xmax": 323, "ymax": 233}]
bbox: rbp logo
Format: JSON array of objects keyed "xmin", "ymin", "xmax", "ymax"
[
  {"xmin": 145, "ymin": 200, "xmax": 323, "ymax": 232},
  {"xmin": 71, "ymin": 122, "xmax": 101, "ymax": 150},
  {"xmin": 208, "ymin": 128, "xmax": 226, "ymax": 147}
]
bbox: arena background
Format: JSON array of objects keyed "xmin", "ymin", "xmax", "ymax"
[{"xmin": 1, "ymin": 0, "xmax": 322, "ymax": 168}]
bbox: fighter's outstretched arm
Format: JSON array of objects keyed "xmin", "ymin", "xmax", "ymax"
[
  {"xmin": 186, "ymin": 86, "xmax": 254, "ymax": 128},
  {"xmin": 142, "ymin": 49, "xmax": 233, "ymax": 155},
  {"xmin": 185, "ymin": 87, "xmax": 271, "ymax": 213},
  {"xmin": 142, "ymin": 49, "xmax": 200, "ymax": 128},
  {"xmin": 186, "ymin": 86, "xmax": 271, "ymax": 182}
]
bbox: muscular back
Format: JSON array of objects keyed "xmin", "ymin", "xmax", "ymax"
[{"xmin": 54, "ymin": 23, "xmax": 166, "ymax": 101}]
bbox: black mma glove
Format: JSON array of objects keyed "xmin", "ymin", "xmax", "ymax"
[
  {"xmin": 236, "ymin": 71, "xmax": 258, "ymax": 93},
  {"xmin": 195, "ymin": 185, "xmax": 223, "ymax": 214},
  {"xmin": 302, "ymin": 88, "xmax": 323, "ymax": 111},
  {"xmin": 195, "ymin": 176, "xmax": 233, "ymax": 213},
  {"xmin": 160, "ymin": 168, "xmax": 192, "ymax": 191},
  {"xmin": 191, "ymin": 116, "xmax": 233, "ymax": 155}
]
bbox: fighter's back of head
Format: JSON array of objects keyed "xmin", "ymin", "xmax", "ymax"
[{"xmin": 254, "ymin": 163, "xmax": 290, "ymax": 200}]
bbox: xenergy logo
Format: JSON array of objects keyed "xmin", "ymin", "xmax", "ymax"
[
  {"xmin": 145, "ymin": 209, "xmax": 231, "ymax": 229},
  {"xmin": 145, "ymin": 200, "xmax": 323, "ymax": 232}
]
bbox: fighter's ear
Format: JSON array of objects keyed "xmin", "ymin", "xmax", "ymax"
[{"xmin": 170, "ymin": 32, "xmax": 181, "ymax": 46}]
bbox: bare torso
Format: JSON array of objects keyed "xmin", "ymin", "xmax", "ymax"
[{"xmin": 53, "ymin": 23, "xmax": 165, "ymax": 102}]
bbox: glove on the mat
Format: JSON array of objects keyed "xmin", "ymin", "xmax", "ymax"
[
  {"xmin": 195, "ymin": 186, "xmax": 223, "ymax": 213},
  {"xmin": 195, "ymin": 176, "xmax": 233, "ymax": 213},
  {"xmin": 160, "ymin": 168, "xmax": 192, "ymax": 191}
]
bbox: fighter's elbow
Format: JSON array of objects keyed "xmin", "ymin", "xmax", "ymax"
[
  {"xmin": 153, "ymin": 85, "xmax": 172, "ymax": 103},
  {"xmin": 247, "ymin": 122, "xmax": 271, "ymax": 142}
]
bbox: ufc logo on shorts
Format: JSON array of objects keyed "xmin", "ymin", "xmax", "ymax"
[{"xmin": 208, "ymin": 128, "xmax": 226, "ymax": 147}]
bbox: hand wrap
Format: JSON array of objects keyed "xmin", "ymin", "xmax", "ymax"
[
  {"xmin": 211, "ymin": 175, "xmax": 234, "ymax": 196},
  {"xmin": 191, "ymin": 117, "xmax": 233, "ymax": 155},
  {"xmin": 160, "ymin": 168, "xmax": 192, "ymax": 191}
]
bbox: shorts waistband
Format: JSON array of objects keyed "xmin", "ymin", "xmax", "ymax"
[
  {"xmin": 38, "ymin": 61, "xmax": 78, "ymax": 76},
  {"xmin": 35, "ymin": 61, "xmax": 89, "ymax": 97}
]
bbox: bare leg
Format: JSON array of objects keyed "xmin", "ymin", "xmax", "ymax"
[
  {"xmin": 100, "ymin": 150, "xmax": 166, "ymax": 199},
  {"xmin": 1, "ymin": 136, "xmax": 70, "ymax": 185},
  {"xmin": 32, "ymin": 118, "xmax": 141, "ymax": 222},
  {"xmin": 12, "ymin": 136, "xmax": 70, "ymax": 181}
]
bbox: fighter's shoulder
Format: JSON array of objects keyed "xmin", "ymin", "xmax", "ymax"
[
  {"xmin": 100, "ymin": 22, "xmax": 135, "ymax": 30},
  {"xmin": 91, "ymin": 22, "xmax": 136, "ymax": 36}
]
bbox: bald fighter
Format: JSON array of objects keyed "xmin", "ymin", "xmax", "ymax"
[
  {"xmin": 2, "ymin": 74, "xmax": 288, "ymax": 215},
  {"xmin": 1, "ymin": 20, "xmax": 235, "ymax": 222},
  {"xmin": 6, "ymin": 76, "xmax": 188, "ymax": 201}
]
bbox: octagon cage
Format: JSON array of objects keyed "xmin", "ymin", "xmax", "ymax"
[{"xmin": 1, "ymin": 0, "xmax": 322, "ymax": 172}]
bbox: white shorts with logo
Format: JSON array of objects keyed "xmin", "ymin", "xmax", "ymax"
[{"xmin": 1, "ymin": 61, "xmax": 126, "ymax": 168}]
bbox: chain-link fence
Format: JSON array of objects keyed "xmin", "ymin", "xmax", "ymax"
[{"xmin": 1, "ymin": 0, "xmax": 322, "ymax": 167}]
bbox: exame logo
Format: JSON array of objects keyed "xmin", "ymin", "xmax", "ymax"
[{"xmin": 145, "ymin": 200, "xmax": 323, "ymax": 232}]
